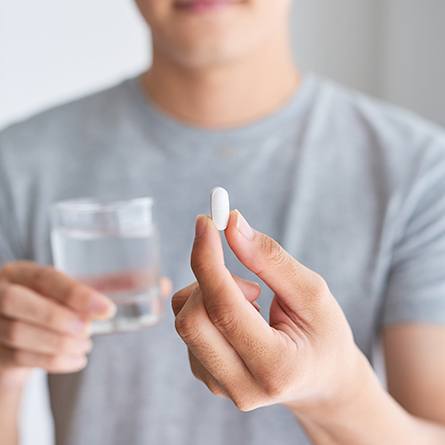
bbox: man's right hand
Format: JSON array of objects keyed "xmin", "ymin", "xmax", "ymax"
[{"xmin": 0, "ymin": 261, "xmax": 116, "ymax": 388}]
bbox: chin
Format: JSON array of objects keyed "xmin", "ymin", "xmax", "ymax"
[
  {"xmin": 143, "ymin": 1, "xmax": 288, "ymax": 69},
  {"xmin": 155, "ymin": 21, "xmax": 261, "ymax": 68},
  {"xmin": 169, "ymin": 39, "xmax": 250, "ymax": 68}
]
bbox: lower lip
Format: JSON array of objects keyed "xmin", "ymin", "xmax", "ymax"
[{"xmin": 175, "ymin": 0, "xmax": 234, "ymax": 13}]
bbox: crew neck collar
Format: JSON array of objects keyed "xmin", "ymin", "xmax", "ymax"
[{"xmin": 124, "ymin": 71, "xmax": 318, "ymax": 149}]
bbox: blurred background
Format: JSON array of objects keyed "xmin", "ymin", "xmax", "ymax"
[{"xmin": 0, "ymin": 1, "xmax": 444, "ymax": 444}]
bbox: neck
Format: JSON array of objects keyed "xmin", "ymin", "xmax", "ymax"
[{"xmin": 140, "ymin": 32, "xmax": 300, "ymax": 129}]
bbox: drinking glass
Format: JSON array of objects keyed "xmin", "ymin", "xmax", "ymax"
[{"xmin": 50, "ymin": 197, "xmax": 162, "ymax": 334}]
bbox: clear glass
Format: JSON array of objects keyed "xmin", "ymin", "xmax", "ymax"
[{"xmin": 50, "ymin": 197, "xmax": 162, "ymax": 335}]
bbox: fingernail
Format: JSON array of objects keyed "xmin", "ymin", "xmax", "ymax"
[
  {"xmin": 235, "ymin": 210, "xmax": 254, "ymax": 240},
  {"xmin": 195, "ymin": 215, "xmax": 208, "ymax": 239},
  {"xmin": 238, "ymin": 277, "xmax": 261, "ymax": 294},
  {"xmin": 252, "ymin": 301, "xmax": 262, "ymax": 313},
  {"xmin": 90, "ymin": 292, "xmax": 116, "ymax": 319},
  {"xmin": 69, "ymin": 356, "xmax": 88, "ymax": 370},
  {"xmin": 70, "ymin": 319, "xmax": 88, "ymax": 335},
  {"xmin": 76, "ymin": 338, "xmax": 93, "ymax": 353}
]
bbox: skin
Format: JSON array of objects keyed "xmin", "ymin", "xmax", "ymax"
[
  {"xmin": 135, "ymin": 0, "xmax": 300, "ymax": 128},
  {"xmin": 2, "ymin": 0, "xmax": 445, "ymax": 444},
  {"xmin": 0, "ymin": 263, "xmax": 171, "ymax": 444},
  {"xmin": 172, "ymin": 212, "xmax": 445, "ymax": 444}
]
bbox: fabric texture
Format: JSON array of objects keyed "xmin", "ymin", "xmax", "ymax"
[{"xmin": 1, "ymin": 73, "xmax": 445, "ymax": 445}]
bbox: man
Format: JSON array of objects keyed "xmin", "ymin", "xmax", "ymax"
[{"xmin": 1, "ymin": 0, "xmax": 445, "ymax": 444}]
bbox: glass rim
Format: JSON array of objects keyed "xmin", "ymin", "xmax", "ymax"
[{"xmin": 51, "ymin": 196, "xmax": 154, "ymax": 214}]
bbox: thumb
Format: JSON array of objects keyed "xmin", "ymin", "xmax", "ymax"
[{"xmin": 224, "ymin": 210, "xmax": 330, "ymax": 313}]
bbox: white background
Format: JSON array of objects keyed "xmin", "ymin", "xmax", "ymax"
[{"xmin": 0, "ymin": 1, "xmax": 444, "ymax": 444}]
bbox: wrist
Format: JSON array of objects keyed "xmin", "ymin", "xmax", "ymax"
[
  {"xmin": 286, "ymin": 345, "xmax": 371, "ymax": 420},
  {"xmin": 288, "ymin": 349, "xmax": 416, "ymax": 444},
  {"xmin": 300, "ymin": 351, "xmax": 378, "ymax": 421}
]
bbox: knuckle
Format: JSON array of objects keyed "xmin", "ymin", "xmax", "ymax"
[
  {"xmin": 175, "ymin": 313, "xmax": 200, "ymax": 344},
  {"xmin": 190, "ymin": 254, "xmax": 212, "ymax": 278},
  {"xmin": 5, "ymin": 320, "xmax": 21, "ymax": 344},
  {"xmin": 33, "ymin": 265, "xmax": 51, "ymax": 287},
  {"xmin": 66, "ymin": 284, "xmax": 84, "ymax": 303},
  {"xmin": 259, "ymin": 236, "xmax": 288, "ymax": 268},
  {"xmin": 171, "ymin": 293, "xmax": 184, "ymax": 315},
  {"xmin": 41, "ymin": 307, "xmax": 58, "ymax": 328},
  {"xmin": 0, "ymin": 261, "xmax": 16, "ymax": 279},
  {"xmin": 43, "ymin": 356, "xmax": 56, "ymax": 370},
  {"xmin": 309, "ymin": 273, "xmax": 329, "ymax": 300},
  {"xmin": 208, "ymin": 305, "xmax": 237, "ymax": 333},
  {"xmin": 288, "ymin": 266, "xmax": 305, "ymax": 290},
  {"xmin": 171, "ymin": 286, "xmax": 187, "ymax": 301},
  {"xmin": 232, "ymin": 396, "xmax": 258, "ymax": 413},
  {"xmin": 53, "ymin": 336, "xmax": 70, "ymax": 353},
  {"xmin": 11, "ymin": 348, "xmax": 26, "ymax": 365},
  {"xmin": 171, "ymin": 291, "xmax": 180, "ymax": 305},
  {"xmin": 0, "ymin": 283, "xmax": 19, "ymax": 315},
  {"xmin": 207, "ymin": 381, "xmax": 224, "ymax": 397},
  {"xmin": 0, "ymin": 284, "xmax": 16, "ymax": 313},
  {"xmin": 46, "ymin": 354, "xmax": 64, "ymax": 370},
  {"xmin": 259, "ymin": 364, "xmax": 294, "ymax": 399},
  {"xmin": 262, "ymin": 378, "xmax": 287, "ymax": 399},
  {"xmin": 190, "ymin": 364, "xmax": 202, "ymax": 381}
]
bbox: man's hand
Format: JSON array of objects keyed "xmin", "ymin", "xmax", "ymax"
[
  {"xmin": 0, "ymin": 261, "xmax": 171, "ymax": 386},
  {"xmin": 172, "ymin": 210, "xmax": 366, "ymax": 413}
]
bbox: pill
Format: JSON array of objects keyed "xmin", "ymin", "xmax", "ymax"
[{"xmin": 210, "ymin": 187, "xmax": 230, "ymax": 231}]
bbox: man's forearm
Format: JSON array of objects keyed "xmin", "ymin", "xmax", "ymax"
[
  {"xmin": 0, "ymin": 378, "xmax": 24, "ymax": 445},
  {"xmin": 292, "ymin": 353, "xmax": 445, "ymax": 445}
]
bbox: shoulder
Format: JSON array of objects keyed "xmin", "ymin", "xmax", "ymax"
[
  {"xmin": 309, "ymin": 75, "xmax": 445, "ymax": 187},
  {"xmin": 0, "ymin": 77, "xmax": 135, "ymax": 162},
  {"xmin": 314, "ymin": 75, "xmax": 445, "ymax": 155}
]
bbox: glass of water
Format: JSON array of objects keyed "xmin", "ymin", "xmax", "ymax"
[{"xmin": 50, "ymin": 197, "xmax": 162, "ymax": 335}]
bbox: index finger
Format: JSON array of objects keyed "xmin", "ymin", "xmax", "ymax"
[
  {"xmin": 1, "ymin": 261, "xmax": 115, "ymax": 319},
  {"xmin": 191, "ymin": 216, "xmax": 283, "ymax": 376},
  {"xmin": 172, "ymin": 275, "xmax": 261, "ymax": 316}
]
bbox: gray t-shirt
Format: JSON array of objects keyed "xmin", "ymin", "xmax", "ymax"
[{"xmin": 1, "ymin": 74, "xmax": 445, "ymax": 445}]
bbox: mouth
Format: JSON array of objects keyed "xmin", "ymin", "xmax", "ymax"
[{"xmin": 174, "ymin": 0, "xmax": 242, "ymax": 13}]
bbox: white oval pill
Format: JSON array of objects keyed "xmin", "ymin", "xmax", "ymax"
[{"xmin": 210, "ymin": 187, "xmax": 230, "ymax": 231}]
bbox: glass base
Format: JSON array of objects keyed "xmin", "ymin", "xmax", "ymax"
[
  {"xmin": 92, "ymin": 312, "xmax": 162, "ymax": 335},
  {"xmin": 91, "ymin": 288, "xmax": 162, "ymax": 335}
]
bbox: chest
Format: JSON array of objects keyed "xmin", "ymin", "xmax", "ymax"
[{"xmin": 26, "ymin": 142, "xmax": 389, "ymax": 354}]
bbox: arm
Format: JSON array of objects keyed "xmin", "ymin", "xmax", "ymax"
[
  {"xmin": 294, "ymin": 325, "xmax": 445, "ymax": 444},
  {"xmin": 383, "ymin": 324, "xmax": 445, "ymax": 425}
]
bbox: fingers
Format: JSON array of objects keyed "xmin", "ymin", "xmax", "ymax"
[
  {"xmin": 0, "ymin": 262, "xmax": 115, "ymax": 319},
  {"xmin": 188, "ymin": 350, "xmax": 227, "ymax": 398},
  {"xmin": 190, "ymin": 216, "xmax": 281, "ymax": 377},
  {"xmin": 0, "ymin": 345, "xmax": 87, "ymax": 374},
  {"xmin": 160, "ymin": 277, "xmax": 172, "ymax": 300},
  {"xmin": 0, "ymin": 282, "xmax": 92, "ymax": 374},
  {"xmin": 172, "ymin": 282, "xmax": 198, "ymax": 316},
  {"xmin": 0, "ymin": 316, "xmax": 92, "ymax": 356},
  {"xmin": 231, "ymin": 275, "xmax": 261, "ymax": 302},
  {"xmin": 175, "ymin": 288, "xmax": 263, "ymax": 409},
  {"xmin": 171, "ymin": 275, "xmax": 261, "ymax": 316},
  {"xmin": 0, "ymin": 283, "xmax": 90, "ymax": 336},
  {"xmin": 225, "ymin": 210, "xmax": 330, "ymax": 314}
]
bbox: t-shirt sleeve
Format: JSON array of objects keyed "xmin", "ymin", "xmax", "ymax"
[
  {"xmin": 0, "ymin": 133, "xmax": 23, "ymax": 266},
  {"xmin": 382, "ymin": 135, "xmax": 445, "ymax": 326}
]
